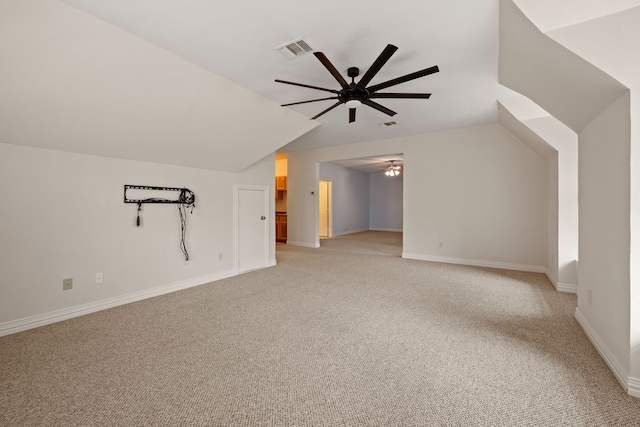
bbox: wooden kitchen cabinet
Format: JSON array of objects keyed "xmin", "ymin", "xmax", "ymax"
[
  {"xmin": 276, "ymin": 176, "xmax": 287, "ymax": 191},
  {"xmin": 276, "ymin": 214, "xmax": 287, "ymax": 242}
]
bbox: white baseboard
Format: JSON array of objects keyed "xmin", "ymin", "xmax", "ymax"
[
  {"xmin": 332, "ymin": 228, "xmax": 370, "ymax": 237},
  {"xmin": 289, "ymin": 229, "xmax": 399, "ymax": 247},
  {"xmin": 544, "ymin": 269, "xmax": 577, "ymax": 294},
  {"xmin": 557, "ymin": 282, "xmax": 577, "ymax": 293},
  {"xmin": 544, "ymin": 268, "xmax": 576, "ymax": 293},
  {"xmin": 369, "ymin": 228, "xmax": 403, "ymax": 232},
  {"xmin": 0, "ymin": 269, "xmax": 236, "ymax": 337},
  {"xmin": 575, "ymin": 308, "xmax": 631, "ymax": 395},
  {"xmin": 286, "ymin": 240, "xmax": 319, "ymax": 248},
  {"xmin": 628, "ymin": 377, "xmax": 640, "ymax": 398},
  {"xmin": 402, "ymin": 253, "xmax": 546, "ymax": 273}
]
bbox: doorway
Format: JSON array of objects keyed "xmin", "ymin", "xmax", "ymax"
[
  {"xmin": 235, "ymin": 185, "xmax": 269, "ymax": 274},
  {"xmin": 319, "ymin": 180, "xmax": 331, "ymax": 238}
]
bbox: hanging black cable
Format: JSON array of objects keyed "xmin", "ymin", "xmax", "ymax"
[{"xmin": 177, "ymin": 189, "xmax": 196, "ymax": 261}]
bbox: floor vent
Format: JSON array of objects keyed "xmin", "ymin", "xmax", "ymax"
[
  {"xmin": 275, "ymin": 39, "xmax": 314, "ymax": 59},
  {"xmin": 378, "ymin": 121, "xmax": 398, "ymax": 127}
]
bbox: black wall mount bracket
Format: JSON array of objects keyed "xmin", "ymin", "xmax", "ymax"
[
  {"xmin": 124, "ymin": 185, "xmax": 196, "ymax": 261},
  {"xmin": 124, "ymin": 184, "xmax": 195, "ymax": 205}
]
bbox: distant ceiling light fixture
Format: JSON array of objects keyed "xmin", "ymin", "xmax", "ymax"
[
  {"xmin": 378, "ymin": 121, "xmax": 397, "ymax": 127},
  {"xmin": 385, "ymin": 161, "xmax": 402, "ymax": 177}
]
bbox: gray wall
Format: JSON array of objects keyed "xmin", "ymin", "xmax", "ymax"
[
  {"xmin": 369, "ymin": 172, "xmax": 403, "ymax": 231},
  {"xmin": 319, "ymin": 162, "xmax": 370, "ymax": 236}
]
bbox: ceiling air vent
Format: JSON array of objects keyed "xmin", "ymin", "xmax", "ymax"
[
  {"xmin": 275, "ymin": 38, "xmax": 314, "ymax": 59},
  {"xmin": 378, "ymin": 121, "xmax": 398, "ymax": 127}
]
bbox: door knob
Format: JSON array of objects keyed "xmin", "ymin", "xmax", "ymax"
[{"xmin": 261, "ymin": 216, "xmax": 266, "ymax": 220}]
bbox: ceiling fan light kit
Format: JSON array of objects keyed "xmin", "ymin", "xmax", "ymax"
[
  {"xmin": 345, "ymin": 99, "xmax": 362, "ymax": 109},
  {"xmin": 276, "ymin": 44, "xmax": 439, "ymax": 123},
  {"xmin": 384, "ymin": 160, "xmax": 402, "ymax": 177}
]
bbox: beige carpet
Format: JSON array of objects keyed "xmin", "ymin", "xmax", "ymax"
[{"xmin": 2, "ymin": 231, "xmax": 640, "ymax": 426}]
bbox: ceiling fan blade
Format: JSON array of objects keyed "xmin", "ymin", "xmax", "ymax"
[
  {"xmin": 367, "ymin": 65, "xmax": 439, "ymax": 93},
  {"xmin": 275, "ymin": 79, "xmax": 339, "ymax": 94},
  {"xmin": 349, "ymin": 108, "xmax": 356, "ymax": 123},
  {"xmin": 282, "ymin": 96, "xmax": 339, "ymax": 107},
  {"xmin": 363, "ymin": 100, "xmax": 397, "ymax": 116},
  {"xmin": 314, "ymin": 52, "xmax": 349, "ymax": 89},
  {"xmin": 369, "ymin": 93, "xmax": 431, "ymax": 99},
  {"xmin": 310, "ymin": 101, "xmax": 343, "ymax": 120},
  {"xmin": 357, "ymin": 44, "xmax": 398, "ymax": 89}
]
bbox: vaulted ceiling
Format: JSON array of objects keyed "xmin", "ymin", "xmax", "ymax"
[
  {"xmin": 53, "ymin": 0, "xmax": 507, "ymax": 150},
  {"xmin": 1, "ymin": 0, "xmax": 514, "ymax": 171}
]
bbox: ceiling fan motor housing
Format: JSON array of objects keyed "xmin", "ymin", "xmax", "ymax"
[{"xmin": 339, "ymin": 84, "xmax": 368, "ymax": 104}]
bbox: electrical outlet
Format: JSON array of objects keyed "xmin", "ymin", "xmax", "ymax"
[
  {"xmin": 439, "ymin": 242, "xmax": 443, "ymax": 248},
  {"xmin": 219, "ymin": 253, "xmax": 223, "ymax": 261},
  {"xmin": 95, "ymin": 272, "xmax": 103, "ymax": 284},
  {"xmin": 63, "ymin": 278, "xmax": 73, "ymax": 291}
]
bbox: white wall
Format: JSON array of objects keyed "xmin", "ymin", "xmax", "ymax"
[
  {"xmin": 319, "ymin": 162, "xmax": 370, "ymax": 236},
  {"xmin": 369, "ymin": 172, "xmax": 403, "ymax": 232},
  {"xmin": 577, "ymin": 92, "xmax": 631, "ymax": 377},
  {"xmin": 0, "ymin": 143, "xmax": 275, "ymax": 333},
  {"xmin": 547, "ymin": 153, "xmax": 559, "ymax": 283},
  {"xmin": 402, "ymin": 124, "xmax": 547, "ymax": 270},
  {"xmin": 556, "ymin": 137, "xmax": 579, "ymax": 290},
  {"xmin": 288, "ymin": 123, "xmax": 548, "ymax": 271},
  {"xmin": 500, "ymin": 0, "xmax": 627, "ymax": 133},
  {"xmin": 499, "ymin": 101, "xmax": 579, "ymax": 291},
  {"xmin": 631, "ymin": 91, "xmax": 640, "ymax": 383},
  {"xmin": 500, "ymin": 0, "xmax": 640, "ymax": 395}
]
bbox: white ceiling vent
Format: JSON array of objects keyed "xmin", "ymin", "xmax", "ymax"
[
  {"xmin": 275, "ymin": 39, "xmax": 314, "ymax": 59},
  {"xmin": 378, "ymin": 121, "xmax": 398, "ymax": 127}
]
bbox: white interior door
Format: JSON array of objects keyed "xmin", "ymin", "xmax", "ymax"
[
  {"xmin": 236, "ymin": 186, "xmax": 268, "ymax": 273},
  {"xmin": 319, "ymin": 180, "xmax": 330, "ymax": 238}
]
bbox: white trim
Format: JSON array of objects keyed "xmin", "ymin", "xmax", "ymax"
[
  {"xmin": 369, "ymin": 228, "xmax": 403, "ymax": 232},
  {"xmin": 628, "ymin": 377, "xmax": 640, "ymax": 398},
  {"xmin": 575, "ymin": 308, "xmax": 630, "ymax": 393},
  {"xmin": 0, "ymin": 269, "xmax": 236, "ymax": 337},
  {"xmin": 286, "ymin": 240, "xmax": 319, "ymax": 248},
  {"xmin": 557, "ymin": 282, "xmax": 577, "ymax": 293},
  {"xmin": 401, "ymin": 253, "xmax": 546, "ymax": 273},
  {"xmin": 332, "ymin": 228, "xmax": 370, "ymax": 237},
  {"xmin": 544, "ymin": 268, "xmax": 576, "ymax": 293}
]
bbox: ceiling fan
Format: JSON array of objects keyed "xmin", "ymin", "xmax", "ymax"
[
  {"xmin": 383, "ymin": 160, "xmax": 402, "ymax": 177},
  {"xmin": 275, "ymin": 44, "xmax": 439, "ymax": 123}
]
